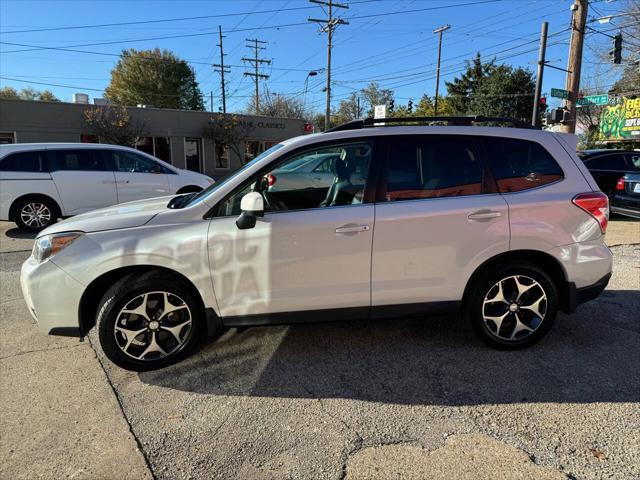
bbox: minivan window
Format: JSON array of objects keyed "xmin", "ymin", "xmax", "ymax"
[
  {"xmin": 50, "ymin": 149, "xmax": 106, "ymax": 171},
  {"xmin": 0, "ymin": 151, "xmax": 46, "ymax": 172},
  {"xmin": 383, "ymin": 137, "xmax": 483, "ymax": 201},
  {"xmin": 108, "ymin": 150, "xmax": 166, "ymax": 173},
  {"xmin": 484, "ymin": 138, "xmax": 563, "ymax": 192}
]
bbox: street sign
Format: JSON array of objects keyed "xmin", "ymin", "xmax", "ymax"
[
  {"xmin": 374, "ymin": 104, "xmax": 386, "ymax": 119},
  {"xmin": 577, "ymin": 94, "xmax": 609, "ymax": 107},
  {"xmin": 550, "ymin": 88, "xmax": 569, "ymax": 99}
]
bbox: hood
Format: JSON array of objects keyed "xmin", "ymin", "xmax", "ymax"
[{"xmin": 40, "ymin": 195, "xmax": 174, "ymax": 236}]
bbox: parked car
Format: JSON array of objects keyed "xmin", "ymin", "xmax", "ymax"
[
  {"xmin": 21, "ymin": 118, "xmax": 612, "ymax": 371},
  {"xmin": 610, "ymin": 172, "xmax": 640, "ymax": 219},
  {"xmin": 577, "ymin": 149, "xmax": 640, "ymax": 196},
  {"xmin": 0, "ymin": 143, "xmax": 214, "ymax": 232}
]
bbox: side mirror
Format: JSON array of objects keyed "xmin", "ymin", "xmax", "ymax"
[{"xmin": 236, "ymin": 192, "xmax": 264, "ymax": 230}]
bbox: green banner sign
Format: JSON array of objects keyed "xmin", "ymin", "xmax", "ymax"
[{"xmin": 600, "ymin": 97, "xmax": 640, "ymax": 141}]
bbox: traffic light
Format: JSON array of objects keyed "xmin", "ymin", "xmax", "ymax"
[
  {"xmin": 407, "ymin": 99, "xmax": 413, "ymax": 114},
  {"xmin": 609, "ymin": 34, "xmax": 622, "ymax": 64},
  {"xmin": 389, "ymin": 99, "xmax": 395, "ymax": 113},
  {"xmin": 539, "ymin": 96, "xmax": 548, "ymax": 113}
]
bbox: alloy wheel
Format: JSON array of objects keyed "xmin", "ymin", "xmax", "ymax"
[
  {"xmin": 114, "ymin": 291, "xmax": 193, "ymax": 361},
  {"xmin": 482, "ymin": 275, "xmax": 547, "ymax": 341},
  {"xmin": 20, "ymin": 202, "xmax": 51, "ymax": 228}
]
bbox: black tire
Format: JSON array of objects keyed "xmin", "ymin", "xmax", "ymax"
[
  {"xmin": 466, "ymin": 262, "xmax": 558, "ymax": 350},
  {"xmin": 96, "ymin": 271, "xmax": 206, "ymax": 371},
  {"xmin": 13, "ymin": 196, "xmax": 59, "ymax": 232}
]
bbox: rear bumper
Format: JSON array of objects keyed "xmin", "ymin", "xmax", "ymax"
[
  {"xmin": 566, "ymin": 272, "xmax": 612, "ymax": 314},
  {"xmin": 610, "ymin": 205, "xmax": 640, "ymax": 219}
]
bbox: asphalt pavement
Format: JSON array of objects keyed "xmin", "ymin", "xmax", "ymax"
[{"xmin": 0, "ymin": 219, "xmax": 638, "ymax": 480}]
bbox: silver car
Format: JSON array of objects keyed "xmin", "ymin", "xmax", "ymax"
[{"xmin": 21, "ymin": 118, "xmax": 613, "ymax": 371}]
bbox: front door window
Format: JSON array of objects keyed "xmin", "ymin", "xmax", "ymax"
[{"xmin": 218, "ymin": 141, "xmax": 373, "ymax": 216}]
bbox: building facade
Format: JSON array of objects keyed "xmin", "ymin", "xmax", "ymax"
[{"xmin": 0, "ymin": 99, "xmax": 308, "ymax": 178}]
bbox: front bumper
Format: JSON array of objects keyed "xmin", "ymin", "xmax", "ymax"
[{"xmin": 20, "ymin": 255, "xmax": 85, "ymax": 337}]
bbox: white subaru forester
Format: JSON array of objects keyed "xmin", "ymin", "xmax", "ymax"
[{"xmin": 21, "ymin": 117, "xmax": 613, "ymax": 371}]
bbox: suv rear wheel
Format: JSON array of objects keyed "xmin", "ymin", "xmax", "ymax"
[
  {"xmin": 96, "ymin": 271, "xmax": 206, "ymax": 371},
  {"xmin": 467, "ymin": 262, "xmax": 558, "ymax": 349}
]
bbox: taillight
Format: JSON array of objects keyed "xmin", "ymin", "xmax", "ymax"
[
  {"xmin": 615, "ymin": 177, "xmax": 625, "ymax": 191},
  {"xmin": 572, "ymin": 192, "xmax": 609, "ymax": 234},
  {"xmin": 267, "ymin": 173, "xmax": 277, "ymax": 187}
]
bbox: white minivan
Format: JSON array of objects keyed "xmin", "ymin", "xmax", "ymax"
[{"xmin": 0, "ymin": 143, "xmax": 214, "ymax": 231}]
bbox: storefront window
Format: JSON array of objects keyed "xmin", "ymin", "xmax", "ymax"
[
  {"xmin": 154, "ymin": 137, "xmax": 171, "ymax": 163},
  {"xmin": 80, "ymin": 134, "xmax": 99, "ymax": 143},
  {"xmin": 135, "ymin": 137, "xmax": 154, "ymax": 156},
  {"xmin": 244, "ymin": 141, "xmax": 261, "ymax": 164},
  {"xmin": 216, "ymin": 145, "xmax": 230, "ymax": 169},
  {"xmin": 185, "ymin": 137, "xmax": 201, "ymax": 172}
]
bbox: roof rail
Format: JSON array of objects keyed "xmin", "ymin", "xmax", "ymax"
[{"xmin": 326, "ymin": 115, "xmax": 537, "ymax": 132}]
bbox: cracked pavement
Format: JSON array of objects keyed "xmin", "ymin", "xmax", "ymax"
[{"xmin": 1, "ymin": 220, "xmax": 639, "ymax": 479}]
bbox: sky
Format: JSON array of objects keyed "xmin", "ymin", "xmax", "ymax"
[{"xmin": 0, "ymin": 0, "xmax": 632, "ymax": 114}]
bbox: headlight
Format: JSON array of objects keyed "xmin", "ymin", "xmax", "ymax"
[{"xmin": 32, "ymin": 232, "xmax": 83, "ymax": 263}]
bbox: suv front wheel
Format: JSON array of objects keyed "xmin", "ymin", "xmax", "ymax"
[
  {"xmin": 467, "ymin": 262, "xmax": 558, "ymax": 349},
  {"xmin": 96, "ymin": 271, "xmax": 206, "ymax": 371}
]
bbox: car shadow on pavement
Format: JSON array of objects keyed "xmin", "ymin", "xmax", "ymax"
[
  {"xmin": 140, "ymin": 289, "xmax": 640, "ymax": 406},
  {"xmin": 4, "ymin": 227, "xmax": 36, "ymax": 240}
]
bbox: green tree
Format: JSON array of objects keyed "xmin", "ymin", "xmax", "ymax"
[
  {"xmin": 446, "ymin": 53, "xmax": 536, "ymax": 121},
  {"xmin": 105, "ymin": 48, "xmax": 205, "ymax": 110},
  {"xmin": 0, "ymin": 87, "xmax": 20, "ymax": 99},
  {"xmin": 0, "ymin": 86, "xmax": 59, "ymax": 101},
  {"xmin": 413, "ymin": 95, "xmax": 455, "ymax": 116}
]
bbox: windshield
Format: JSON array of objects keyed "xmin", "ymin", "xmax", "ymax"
[{"xmin": 183, "ymin": 143, "xmax": 284, "ymax": 207}]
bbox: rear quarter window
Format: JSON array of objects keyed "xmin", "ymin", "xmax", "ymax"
[
  {"xmin": 584, "ymin": 154, "xmax": 629, "ymax": 171},
  {"xmin": 484, "ymin": 137, "xmax": 564, "ymax": 193},
  {"xmin": 0, "ymin": 151, "xmax": 47, "ymax": 172}
]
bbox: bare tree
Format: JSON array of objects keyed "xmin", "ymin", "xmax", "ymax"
[
  {"xmin": 83, "ymin": 105, "xmax": 147, "ymax": 146},
  {"xmin": 202, "ymin": 113, "xmax": 255, "ymax": 161}
]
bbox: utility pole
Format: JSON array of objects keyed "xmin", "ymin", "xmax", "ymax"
[
  {"xmin": 532, "ymin": 21, "xmax": 549, "ymax": 127},
  {"xmin": 433, "ymin": 25, "xmax": 450, "ymax": 117},
  {"xmin": 243, "ymin": 38, "xmax": 270, "ymax": 114},
  {"xmin": 309, "ymin": 0, "xmax": 349, "ymax": 131},
  {"xmin": 213, "ymin": 25, "xmax": 230, "ymax": 114},
  {"xmin": 561, "ymin": 0, "xmax": 589, "ymax": 133}
]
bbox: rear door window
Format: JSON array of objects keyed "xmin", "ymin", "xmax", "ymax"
[
  {"xmin": 382, "ymin": 136, "xmax": 484, "ymax": 201},
  {"xmin": 484, "ymin": 137, "xmax": 564, "ymax": 193},
  {"xmin": 0, "ymin": 151, "xmax": 46, "ymax": 172},
  {"xmin": 50, "ymin": 149, "xmax": 107, "ymax": 171},
  {"xmin": 584, "ymin": 154, "xmax": 629, "ymax": 171}
]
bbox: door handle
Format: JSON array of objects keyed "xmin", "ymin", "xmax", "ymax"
[
  {"xmin": 468, "ymin": 210, "xmax": 502, "ymax": 220},
  {"xmin": 101, "ymin": 180, "xmax": 116, "ymax": 184},
  {"xmin": 116, "ymin": 180, "xmax": 131, "ymax": 184},
  {"xmin": 335, "ymin": 224, "xmax": 370, "ymax": 234}
]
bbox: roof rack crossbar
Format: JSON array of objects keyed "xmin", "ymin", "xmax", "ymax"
[{"xmin": 326, "ymin": 115, "xmax": 537, "ymax": 132}]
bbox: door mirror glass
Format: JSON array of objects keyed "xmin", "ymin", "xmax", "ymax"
[{"xmin": 236, "ymin": 192, "xmax": 264, "ymax": 230}]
